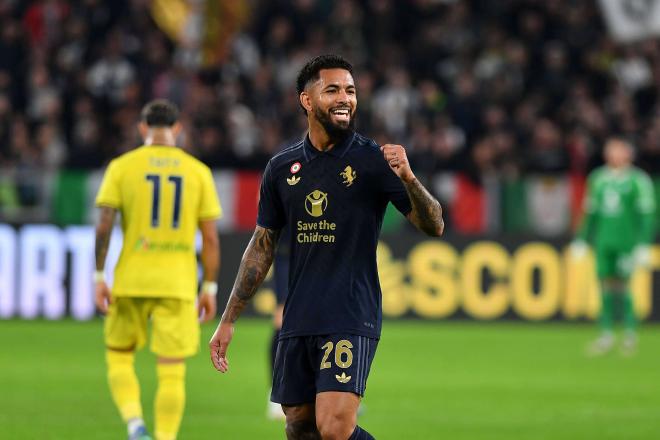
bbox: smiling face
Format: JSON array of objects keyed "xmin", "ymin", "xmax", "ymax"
[{"xmin": 301, "ymin": 68, "xmax": 357, "ymax": 138}]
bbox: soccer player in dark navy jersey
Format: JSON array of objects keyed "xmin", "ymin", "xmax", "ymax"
[{"xmin": 210, "ymin": 55, "xmax": 444, "ymax": 440}]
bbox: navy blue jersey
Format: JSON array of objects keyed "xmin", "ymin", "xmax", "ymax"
[
  {"xmin": 257, "ymin": 132, "xmax": 412, "ymax": 339},
  {"xmin": 275, "ymin": 225, "xmax": 291, "ymax": 257}
]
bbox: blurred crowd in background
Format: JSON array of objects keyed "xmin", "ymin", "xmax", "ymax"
[{"xmin": 1, "ymin": 0, "xmax": 660, "ymax": 221}]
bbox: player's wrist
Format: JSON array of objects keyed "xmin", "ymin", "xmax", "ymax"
[
  {"xmin": 201, "ymin": 280, "xmax": 218, "ymax": 296},
  {"xmin": 401, "ymin": 172, "xmax": 416, "ymax": 184},
  {"xmin": 220, "ymin": 320, "xmax": 235, "ymax": 329},
  {"xmin": 93, "ymin": 270, "xmax": 105, "ymax": 283}
]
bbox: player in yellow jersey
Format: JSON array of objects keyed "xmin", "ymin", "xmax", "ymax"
[{"xmin": 94, "ymin": 99, "xmax": 222, "ymax": 440}]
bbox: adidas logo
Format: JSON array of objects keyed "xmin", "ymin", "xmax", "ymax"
[{"xmin": 335, "ymin": 372, "xmax": 351, "ymax": 383}]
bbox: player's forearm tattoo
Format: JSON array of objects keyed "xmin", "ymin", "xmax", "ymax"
[
  {"xmin": 95, "ymin": 207, "xmax": 117, "ymax": 270},
  {"xmin": 221, "ymin": 226, "xmax": 280, "ymax": 323},
  {"xmin": 404, "ymin": 177, "xmax": 444, "ymax": 236}
]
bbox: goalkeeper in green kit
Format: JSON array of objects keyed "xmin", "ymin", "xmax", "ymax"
[{"xmin": 572, "ymin": 137, "xmax": 656, "ymax": 356}]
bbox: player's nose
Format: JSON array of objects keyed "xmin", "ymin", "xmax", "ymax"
[{"xmin": 336, "ymin": 89, "xmax": 350, "ymax": 104}]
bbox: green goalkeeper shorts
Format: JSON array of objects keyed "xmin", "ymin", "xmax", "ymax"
[{"xmin": 595, "ymin": 245, "xmax": 635, "ymax": 279}]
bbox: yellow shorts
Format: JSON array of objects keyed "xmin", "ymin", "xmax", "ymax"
[{"xmin": 104, "ymin": 297, "xmax": 200, "ymax": 358}]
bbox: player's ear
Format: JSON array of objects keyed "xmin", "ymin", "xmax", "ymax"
[
  {"xmin": 138, "ymin": 122, "xmax": 149, "ymax": 140},
  {"xmin": 300, "ymin": 91, "xmax": 313, "ymax": 114},
  {"xmin": 171, "ymin": 122, "xmax": 183, "ymax": 137}
]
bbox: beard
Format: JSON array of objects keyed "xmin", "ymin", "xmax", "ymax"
[{"xmin": 314, "ymin": 106, "xmax": 356, "ymax": 141}]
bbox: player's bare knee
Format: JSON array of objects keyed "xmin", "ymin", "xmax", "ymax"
[
  {"xmin": 316, "ymin": 412, "xmax": 355, "ymax": 440},
  {"xmin": 285, "ymin": 419, "xmax": 320, "ymax": 439},
  {"xmin": 283, "ymin": 405, "xmax": 319, "ymax": 439},
  {"xmin": 315, "ymin": 392, "xmax": 359, "ymax": 439},
  {"xmin": 283, "ymin": 404, "xmax": 314, "ymax": 420}
]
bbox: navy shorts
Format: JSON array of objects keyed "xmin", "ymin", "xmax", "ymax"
[
  {"xmin": 273, "ymin": 255, "xmax": 289, "ymax": 305},
  {"xmin": 271, "ymin": 334, "xmax": 379, "ymax": 406}
]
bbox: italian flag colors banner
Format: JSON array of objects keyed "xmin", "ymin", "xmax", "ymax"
[
  {"xmin": 54, "ymin": 169, "xmax": 262, "ymax": 232},
  {"xmin": 44, "ymin": 170, "xmax": 660, "ymax": 235},
  {"xmin": 433, "ymin": 173, "xmax": 595, "ymax": 236}
]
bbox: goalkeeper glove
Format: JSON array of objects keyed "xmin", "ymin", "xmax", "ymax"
[
  {"xmin": 569, "ymin": 239, "xmax": 588, "ymax": 259},
  {"xmin": 633, "ymin": 245, "xmax": 651, "ymax": 268}
]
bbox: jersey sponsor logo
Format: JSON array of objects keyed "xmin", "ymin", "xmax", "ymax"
[
  {"xmin": 299, "ymin": 190, "xmax": 335, "ymax": 243},
  {"xmin": 335, "ymin": 372, "xmax": 351, "ymax": 383},
  {"xmin": 340, "ymin": 165, "xmax": 357, "ymax": 187},
  {"xmin": 290, "ymin": 162, "xmax": 301, "ymax": 174},
  {"xmin": 133, "ymin": 237, "xmax": 191, "ymax": 252},
  {"xmin": 296, "ymin": 220, "xmax": 337, "ymax": 243},
  {"xmin": 286, "ymin": 175, "xmax": 300, "ymax": 186},
  {"xmin": 305, "ymin": 190, "xmax": 328, "ymax": 217}
]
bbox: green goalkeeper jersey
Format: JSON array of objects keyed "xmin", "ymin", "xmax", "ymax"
[{"xmin": 578, "ymin": 166, "xmax": 656, "ymax": 249}]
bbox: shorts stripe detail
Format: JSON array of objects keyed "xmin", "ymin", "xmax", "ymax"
[
  {"xmin": 355, "ymin": 336, "xmax": 363, "ymax": 393},
  {"xmin": 359, "ymin": 336, "xmax": 366, "ymax": 394},
  {"xmin": 360, "ymin": 338, "xmax": 371, "ymax": 394},
  {"xmin": 363, "ymin": 337, "xmax": 368, "ymax": 393},
  {"xmin": 357, "ymin": 337, "xmax": 363, "ymax": 394},
  {"xmin": 355, "ymin": 337, "xmax": 360, "ymax": 393},
  {"xmin": 360, "ymin": 336, "xmax": 367, "ymax": 394}
]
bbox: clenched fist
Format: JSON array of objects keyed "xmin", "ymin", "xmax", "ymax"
[{"xmin": 381, "ymin": 144, "xmax": 415, "ymax": 183}]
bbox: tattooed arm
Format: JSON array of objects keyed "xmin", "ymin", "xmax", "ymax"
[
  {"xmin": 403, "ymin": 178, "xmax": 444, "ymax": 237},
  {"xmin": 94, "ymin": 206, "xmax": 117, "ymax": 313},
  {"xmin": 221, "ymin": 226, "xmax": 280, "ymax": 323},
  {"xmin": 381, "ymin": 144, "xmax": 444, "ymax": 237},
  {"xmin": 95, "ymin": 206, "xmax": 117, "ymax": 270},
  {"xmin": 209, "ymin": 226, "xmax": 281, "ymax": 372}
]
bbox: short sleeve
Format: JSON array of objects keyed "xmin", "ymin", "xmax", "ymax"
[
  {"xmin": 635, "ymin": 172, "xmax": 656, "ymax": 214},
  {"xmin": 95, "ymin": 160, "xmax": 121, "ymax": 208},
  {"xmin": 378, "ymin": 156, "xmax": 412, "ymax": 216},
  {"xmin": 257, "ymin": 160, "xmax": 286, "ymax": 229},
  {"xmin": 199, "ymin": 167, "xmax": 222, "ymax": 220}
]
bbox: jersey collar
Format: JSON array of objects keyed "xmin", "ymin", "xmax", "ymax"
[
  {"xmin": 303, "ymin": 131, "xmax": 356, "ymax": 162},
  {"xmin": 143, "ymin": 144, "xmax": 177, "ymax": 148},
  {"xmin": 605, "ymin": 166, "xmax": 631, "ymax": 180}
]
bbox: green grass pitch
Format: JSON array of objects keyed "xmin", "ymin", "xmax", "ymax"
[{"xmin": 1, "ymin": 319, "xmax": 659, "ymax": 439}]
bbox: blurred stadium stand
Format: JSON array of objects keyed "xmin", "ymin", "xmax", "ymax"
[{"xmin": 0, "ymin": 0, "xmax": 659, "ymax": 236}]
